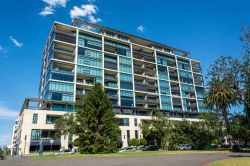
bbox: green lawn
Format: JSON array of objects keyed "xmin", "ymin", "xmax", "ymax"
[
  {"xmin": 32, "ymin": 150, "xmax": 229, "ymax": 159},
  {"xmin": 208, "ymin": 157, "xmax": 250, "ymax": 166}
]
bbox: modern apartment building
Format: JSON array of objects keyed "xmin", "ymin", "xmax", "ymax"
[{"xmin": 11, "ymin": 19, "xmax": 206, "ymax": 155}]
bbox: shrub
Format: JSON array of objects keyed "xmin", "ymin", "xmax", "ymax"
[
  {"xmin": 139, "ymin": 138, "xmax": 147, "ymax": 146},
  {"xmin": 129, "ymin": 138, "xmax": 139, "ymax": 147}
]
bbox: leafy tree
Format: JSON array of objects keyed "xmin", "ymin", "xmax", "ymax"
[
  {"xmin": 204, "ymin": 77, "xmax": 239, "ymax": 143},
  {"xmin": 55, "ymin": 83, "xmax": 120, "ymax": 154},
  {"xmin": 141, "ymin": 111, "xmax": 173, "ymax": 149},
  {"xmin": 138, "ymin": 138, "xmax": 147, "ymax": 146},
  {"xmin": 230, "ymin": 114, "xmax": 250, "ymax": 144},
  {"xmin": 54, "ymin": 113, "xmax": 74, "ymax": 139},
  {"xmin": 0, "ymin": 147, "xmax": 5, "ymax": 160},
  {"xmin": 240, "ymin": 26, "xmax": 250, "ymax": 123},
  {"xmin": 129, "ymin": 138, "xmax": 138, "ymax": 147}
]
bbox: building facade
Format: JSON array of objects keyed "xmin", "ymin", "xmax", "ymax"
[{"xmin": 11, "ymin": 19, "xmax": 206, "ymax": 155}]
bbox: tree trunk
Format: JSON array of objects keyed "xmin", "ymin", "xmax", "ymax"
[{"xmin": 222, "ymin": 107, "xmax": 232, "ymax": 147}]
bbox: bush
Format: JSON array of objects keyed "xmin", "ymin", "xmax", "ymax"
[
  {"xmin": 139, "ymin": 138, "xmax": 147, "ymax": 146},
  {"xmin": 0, "ymin": 147, "xmax": 5, "ymax": 160},
  {"xmin": 129, "ymin": 138, "xmax": 139, "ymax": 147}
]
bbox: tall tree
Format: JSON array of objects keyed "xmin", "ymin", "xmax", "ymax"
[
  {"xmin": 204, "ymin": 56, "xmax": 242, "ymax": 145},
  {"xmin": 204, "ymin": 78, "xmax": 239, "ymax": 141},
  {"xmin": 55, "ymin": 83, "xmax": 120, "ymax": 154},
  {"xmin": 141, "ymin": 111, "xmax": 173, "ymax": 149},
  {"xmin": 240, "ymin": 26, "xmax": 250, "ymax": 123}
]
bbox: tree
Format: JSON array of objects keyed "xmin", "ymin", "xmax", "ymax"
[
  {"xmin": 0, "ymin": 147, "xmax": 5, "ymax": 160},
  {"xmin": 129, "ymin": 138, "xmax": 138, "ymax": 147},
  {"xmin": 230, "ymin": 114, "xmax": 250, "ymax": 144},
  {"xmin": 138, "ymin": 138, "xmax": 147, "ymax": 146},
  {"xmin": 55, "ymin": 83, "xmax": 120, "ymax": 154},
  {"xmin": 240, "ymin": 26, "xmax": 250, "ymax": 123},
  {"xmin": 54, "ymin": 113, "xmax": 74, "ymax": 138},
  {"xmin": 141, "ymin": 111, "xmax": 173, "ymax": 149},
  {"xmin": 204, "ymin": 77, "xmax": 240, "ymax": 144}
]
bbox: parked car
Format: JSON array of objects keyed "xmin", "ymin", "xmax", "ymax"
[
  {"xmin": 54, "ymin": 149, "xmax": 74, "ymax": 155},
  {"xmin": 232, "ymin": 144, "xmax": 242, "ymax": 152},
  {"xmin": 178, "ymin": 144, "xmax": 192, "ymax": 150},
  {"xmin": 119, "ymin": 147, "xmax": 137, "ymax": 152},
  {"xmin": 143, "ymin": 145, "xmax": 159, "ymax": 151}
]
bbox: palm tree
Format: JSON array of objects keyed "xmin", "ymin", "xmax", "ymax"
[{"xmin": 204, "ymin": 78, "xmax": 239, "ymax": 145}]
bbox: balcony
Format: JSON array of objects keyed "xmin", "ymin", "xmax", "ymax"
[
  {"xmin": 104, "ymin": 74, "xmax": 117, "ymax": 81},
  {"xmin": 133, "ymin": 49, "xmax": 155, "ymax": 62},
  {"xmin": 54, "ymin": 46, "xmax": 75, "ymax": 55},
  {"xmin": 54, "ymin": 30, "xmax": 76, "ymax": 44},
  {"xmin": 136, "ymin": 95, "xmax": 145, "ymax": 100}
]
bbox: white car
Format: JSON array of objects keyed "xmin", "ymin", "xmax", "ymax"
[
  {"xmin": 119, "ymin": 147, "xmax": 137, "ymax": 152},
  {"xmin": 178, "ymin": 144, "xmax": 192, "ymax": 150}
]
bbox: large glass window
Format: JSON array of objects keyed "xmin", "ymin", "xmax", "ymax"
[
  {"xmin": 78, "ymin": 33, "xmax": 102, "ymax": 50},
  {"xmin": 31, "ymin": 129, "xmax": 41, "ymax": 140},
  {"xmin": 77, "ymin": 66, "xmax": 102, "ymax": 82},
  {"xmin": 178, "ymin": 59, "xmax": 191, "ymax": 71},
  {"xmin": 120, "ymin": 90, "xmax": 134, "ymax": 107},
  {"xmin": 120, "ymin": 73, "xmax": 132, "ymax": 82},
  {"xmin": 45, "ymin": 92, "xmax": 74, "ymax": 102},
  {"xmin": 78, "ymin": 56, "xmax": 102, "ymax": 67},
  {"xmin": 78, "ymin": 47, "xmax": 102, "ymax": 59},
  {"xmin": 48, "ymin": 72, "xmax": 74, "ymax": 82},
  {"xmin": 104, "ymin": 39, "xmax": 130, "ymax": 56},
  {"xmin": 47, "ymin": 81, "xmax": 74, "ymax": 93}
]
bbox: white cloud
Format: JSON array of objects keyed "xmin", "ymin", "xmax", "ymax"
[
  {"xmin": 9, "ymin": 36, "xmax": 23, "ymax": 47},
  {"xmin": 39, "ymin": 6, "xmax": 55, "ymax": 16},
  {"xmin": 42, "ymin": 0, "xmax": 68, "ymax": 7},
  {"xmin": 0, "ymin": 101, "xmax": 19, "ymax": 118},
  {"xmin": 39, "ymin": 0, "xmax": 68, "ymax": 16},
  {"xmin": 88, "ymin": 15, "xmax": 101, "ymax": 23},
  {"xmin": 137, "ymin": 25, "xmax": 145, "ymax": 33},
  {"xmin": 70, "ymin": 4, "xmax": 101, "ymax": 23}
]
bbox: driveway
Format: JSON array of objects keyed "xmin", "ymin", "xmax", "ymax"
[{"xmin": 1, "ymin": 153, "xmax": 250, "ymax": 166}]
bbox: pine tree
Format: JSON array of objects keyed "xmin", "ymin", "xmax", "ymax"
[{"xmin": 73, "ymin": 83, "xmax": 119, "ymax": 154}]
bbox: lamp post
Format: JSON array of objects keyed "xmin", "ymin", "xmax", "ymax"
[
  {"xmin": 39, "ymin": 138, "xmax": 43, "ymax": 156},
  {"xmin": 50, "ymin": 139, "xmax": 54, "ymax": 153}
]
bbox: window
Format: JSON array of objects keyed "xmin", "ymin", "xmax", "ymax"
[
  {"xmin": 127, "ymin": 130, "xmax": 130, "ymax": 141},
  {"xmin": 120, "ymin": 90, "xmax": 133, "ymax": 99},
  {"xmin": 46, "ymin": 81, "xmax": 74, "ymax": 93},
  {"xmin": 78, "ymin": 33, "xmax": 102, "ymax": 50},
  {"xmin": 135, "ymin": 130, "xmax": 138, "ymax": 139},
  {"xmin": 120, "ymin": 73, "xmax": 132, "ymax": 82},
  {"xmin": 46, "ymin": 115, "xmax": 59, "ymax": 124},
  {"xmin": 78, "ymin": 56, "xmax": 102, "ymax": 67},
  {"xmin": 115, "ymin": 118, "xmax": 129, "ymax": 126},
  {"xmin": 104, "ymin": 39, "xmax": 130, "ymax": 56},
  {"xmin": 77, "ymin": 66, "xmax": 102, "ymax": 83},
  {"xmin": 120, "ymin": 82, "xmax": 133, "ymax": 90},
  {"xmin": 134, "ymin": 118, "xmax": 137, "ymax": 126},
  {"xmin": 78, "ymin": 47, "xmax": 102, "ymax": 59},
  {"xmin": 31, "ymin": 129, "xmax": 41, "ymax": 140},
  {"xmin": 120, "ymin": 64, "xmax": 132, "ymax": 73},
  {"xmin": 45, "ymin": 92, "xmax": 74, "ymax": 102},
  {"xmin": 32, "ymin": 114, "xmax": 38, "ymax": 124}
]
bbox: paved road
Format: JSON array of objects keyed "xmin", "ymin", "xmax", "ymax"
[{"xmin": 1, "ymin": 153, "xmax": 250, "ymax": 166}]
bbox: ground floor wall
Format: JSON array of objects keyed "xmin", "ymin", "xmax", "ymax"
[{"xmin": 12, "ymin": 109, "xmax": 198, "ymax": 155}]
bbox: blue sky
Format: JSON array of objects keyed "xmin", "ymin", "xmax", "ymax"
[{"xmin": 0, "ymin": 0, "xmax": 249, "ymax": 146}]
